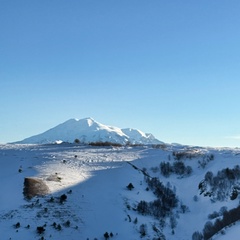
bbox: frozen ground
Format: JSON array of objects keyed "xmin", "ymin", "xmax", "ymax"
[{"xmin": 1, "ymin": 143, "xmax": 240, "ymax": 239}]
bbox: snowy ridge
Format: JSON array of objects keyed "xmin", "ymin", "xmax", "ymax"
[{"xmin": 16, "ymin": 117, "xmax": 163, "ymax": 145}]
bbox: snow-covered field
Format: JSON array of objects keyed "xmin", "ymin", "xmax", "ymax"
[{"xmin": 1, "ymin": 143, "xmax": 240, "ymax": 240}]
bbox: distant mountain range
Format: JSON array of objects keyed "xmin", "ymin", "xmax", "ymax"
[{"xmin": 16, "ymin": 117, "xmax": 163, "ymax": 145}]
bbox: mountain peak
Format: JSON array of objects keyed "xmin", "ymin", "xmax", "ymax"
[
  {"xmin": 16, "ymin": 118, "xmax": 163, "ymax": 145},
  {"xmin": 80, "ymin": 117, "xmax": 96, "ymax": 127}
]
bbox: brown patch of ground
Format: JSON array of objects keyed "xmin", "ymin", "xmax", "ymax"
[{"xmin": 23, "ymin": 177, "xmax": 50, "ymax": 199}]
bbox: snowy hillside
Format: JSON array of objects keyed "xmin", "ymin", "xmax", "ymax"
[
  {"xmin": 16, "ymin": 117, "xmax": 162, "ymax": 145},
  {"xmin": 1, "ymin": 143, "xmax": 240, "ymax": 240}
]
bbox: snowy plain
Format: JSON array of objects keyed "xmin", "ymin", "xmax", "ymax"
[{"xmin": 1, "ymin": 143, "xmax": 240, "ymax": 240}]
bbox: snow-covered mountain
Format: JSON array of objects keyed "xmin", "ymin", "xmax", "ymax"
[{"xmin": 17, "ymin": 117, "xmax": 163, "ymax": 145}]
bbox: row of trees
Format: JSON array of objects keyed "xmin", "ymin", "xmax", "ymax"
[
  {"xmin": 172, "ymin": 151, "xmax": 214, "ymax": 162},
  {"xmin": 137, "ymin": 177, "xmax": 178, "ymax": 219},
  {"xmin": 192, "ymin": 205, "xmax": 240, "ymax": 240},
  {"xmin": 74, "ymin": 139, "xmax": 145, "ymax": 147}
]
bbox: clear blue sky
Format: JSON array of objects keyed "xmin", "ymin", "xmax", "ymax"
[{"xmin": 1, "ymin": 0, "xmax": 240, "ymax": 147}]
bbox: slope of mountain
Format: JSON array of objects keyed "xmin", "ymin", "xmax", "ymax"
[
  {"xmin": 1, "ymin": 144, "xmax": 240, "ymax": 240},
  {"xmin": 16, "ymin": 117, "xmax": 163, "ymax": 145}
]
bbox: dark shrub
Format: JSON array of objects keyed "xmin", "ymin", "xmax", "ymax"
[
  {"xmin": 37, "ymin": 226, "xmax": 45, "ymax": 234},
  {"xmin": 104, "ymin": 232, "xmax": 109, "ymax": 239},
  {"xmin": 60, "ymin": 194, "xmax": 67, "ymax": 203},
  {"xmin": 74, "ymin": 139, "xmax": 80, "ymax": 144},
  {"xmin": 127, "ymin": 183, "xmax": 134, "ymax": 190},
  {"xmin": 15, "ymin": 222, "xmax": 20, "ymax": 228}
]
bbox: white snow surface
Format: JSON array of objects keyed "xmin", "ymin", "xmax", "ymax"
[
  {"xmin": 1, "ymin": 143, "xmax": 240, "ymax": 239},
  {"xmin": 16, "ymin": 117, "xmax": 163, "ymax": 145}
]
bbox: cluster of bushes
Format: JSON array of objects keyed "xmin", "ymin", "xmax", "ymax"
[
  {"xmin": 193, "ymin": 205, "xmax": 240, "ymax": 240},
  {"xmin": 199, "ymin": 165, "xmax": 240, "ymax": 201},
  {"xmin": 137, "ymin": 177, "xmax": 178, "ymax": 218},
  {"xmin": 152, "ymin": 144, "xmax": 168, "ymax": 150},
  {"xmin": 103, "ymin": 231, "xmax": 114, "ymax": 239},
  {"xmin": 160, "ymin": 161, "xmax": 192, "ymax": 177},
  {"xmin": 172, "ymin": 151, "xmax": 214, "ymax": 168},
  {"xmin": 51, "ymin": 222, "xmax": 63, "ymax": 231},
  {"xmin": 172, "ymin": 150, "xmax": 204, "ymax": 160}
]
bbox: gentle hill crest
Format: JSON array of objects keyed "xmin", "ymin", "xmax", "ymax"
[{"xmin": 16, "ymin": 117, "xmax": 163, "ymax": 145}]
